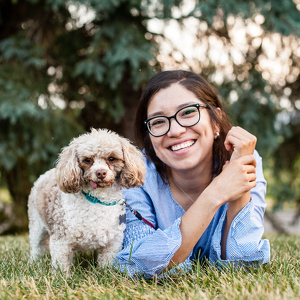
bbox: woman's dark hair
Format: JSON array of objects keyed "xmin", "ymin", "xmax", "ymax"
[{"xmin": 135, "ymin": 70, "xmax": 232, "ymax": 180}]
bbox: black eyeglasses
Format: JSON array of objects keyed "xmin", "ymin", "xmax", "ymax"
[{"xmin": 144, "ymin": 103, "xmax": 209, "ymax": 137}]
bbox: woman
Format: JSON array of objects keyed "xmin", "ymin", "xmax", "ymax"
[{"xmin": 115, "ymin": 70, "xmax": 270, "ymax": 277}]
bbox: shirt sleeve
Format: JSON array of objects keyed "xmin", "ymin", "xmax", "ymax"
[
  {"xmin": 209, "ymin": 150, "xmax": 270, "ymax": 265},
  {"xmin": 113, "ymin": 186, "xmax": 192, "ymax": 277}
]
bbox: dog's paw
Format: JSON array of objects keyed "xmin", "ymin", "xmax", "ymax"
[
  {"xmin": 97, "ymin": 253, "xmax": 115, "ymax": 268},
  {"xmin": 51, "ymin": 262, "xmax": 72, "ymax": 277}
]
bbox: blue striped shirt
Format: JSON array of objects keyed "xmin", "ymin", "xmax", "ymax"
[{"xmin": 114, "ymin": 150, "xmax": 270, "ymax": 277}]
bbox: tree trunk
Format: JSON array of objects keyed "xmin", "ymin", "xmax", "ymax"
[
  {"xmin": 290, "ymin": 203, "xmax": 300, "ymax": 226},
  {"xmin": 264, "ymin": 211, "xmax": 288, "ymax": 235},
  {"xmin": 117, "ymin": 69, "xmax": 141, "ymax": 144},
  {"xmin": 0, "ymin": 202, "xmax": 15, "ymax": 234},
  {"xmin": 2, "ymin": 160, "xmax": 32, "ymax": 234}
]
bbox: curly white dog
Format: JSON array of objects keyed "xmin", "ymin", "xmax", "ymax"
[{"xmin": 28, "ymin": 128, "xmax": 145, "ymax": 274}]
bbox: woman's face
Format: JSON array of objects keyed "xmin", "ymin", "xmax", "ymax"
[{"xmin": 147, "ymin": 83, "xmax": 219, "ymax": 174}]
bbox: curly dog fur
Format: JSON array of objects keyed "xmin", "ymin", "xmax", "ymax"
[{"xmin": 28, "ymin": 128, "xmax": 145, "ymax": 273}]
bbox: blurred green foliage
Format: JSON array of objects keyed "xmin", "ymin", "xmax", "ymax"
[{"xmin": 0, "ymin": 0, "xmax": 300, "ymax": 232}]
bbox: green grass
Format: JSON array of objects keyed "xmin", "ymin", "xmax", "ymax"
[{"xmin": 0, "ymin": 234, "xmax": 299, "ymax": 299}]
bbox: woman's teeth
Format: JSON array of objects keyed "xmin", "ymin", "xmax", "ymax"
[{"xmin": 171, "ymin": 140, "xmax": 195, "ymax": 151}]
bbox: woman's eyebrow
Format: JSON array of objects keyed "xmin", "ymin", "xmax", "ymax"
[
  {"xmin": 147, "ymin": 102, "xmax": 198, "ymax": 119},
  {"xmin": 147, "ymin": 111, "xmax": 165, "ymax": 119}
]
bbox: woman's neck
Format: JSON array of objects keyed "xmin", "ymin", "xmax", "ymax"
[
  {"xmin": 167, "ymin": 163, "xmax": 214, "ymax": 210},
  {"xmin": 167, "ymin": 162, "xmax": 213, "ymax": 192}
]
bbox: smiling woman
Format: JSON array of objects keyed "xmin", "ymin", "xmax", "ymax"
[{"xmin": 114, "ymin": 70, "xmax": 270, "ymax": 277}]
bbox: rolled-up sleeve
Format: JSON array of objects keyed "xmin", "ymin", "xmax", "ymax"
[
  {"xmin": 209, "ymin": 150, "xmax": 270, "ymax": 265},
  {"xmin": 114, "ymin": 187, "xmax": 192, "ymax": 277},
  {"xmin": 209, "ymin": 201, "xmax": 270, "ymax": 264},
  {"xmin": 115, "ymin": 218, "xmax": 192, "ymax": 277}
]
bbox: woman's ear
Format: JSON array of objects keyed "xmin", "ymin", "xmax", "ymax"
[
  {"xmin": 119, "ymin": 137, "xmax": 145, "ymax": 189},
  {"xmin": 55, "ymin": 141, "xmax": 83, "ymax": 193}
]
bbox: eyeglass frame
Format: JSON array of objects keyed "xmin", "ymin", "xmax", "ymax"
[{"xmin": 144, "ymin": 103, "xmax": 210, "ymax": 137}]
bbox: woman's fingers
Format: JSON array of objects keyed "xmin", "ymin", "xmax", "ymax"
[
  {"xmin": 224, "ymin": 134, "xmax": 241, "ymax": 152},
  {"xmin": 238, "ymin": 154, "xmax": 257, "ymax": 168},
  {"xmin": 222, "ymin": 156, "xmax": 256, "ymax": 172},
  {"xmin": 247, "ymin": 173, "xmax": 256, "ymax": 183},
  {"xmin": 224, "ymin": 126, "xmax": 257, "ymax": 161},
  {"xmin": 244, "ymin": 163, "xmax": 256, "ymax": 172},
  {"xmin": 228, "ymin": 126, "xmax": 256, "ymax": 141},
  {"xmin": 215, "ymin": 155, "xmax": 257, "ymax": 203}
]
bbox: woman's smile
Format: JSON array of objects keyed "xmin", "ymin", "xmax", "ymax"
[{"xmin": 169, "ymin": 139, "xmax": 196, "ymax": 152}]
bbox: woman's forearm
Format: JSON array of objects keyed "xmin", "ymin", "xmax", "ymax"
[{"xmin": 167, "ymin": 189, "xmax": 222, "ymax": 266}]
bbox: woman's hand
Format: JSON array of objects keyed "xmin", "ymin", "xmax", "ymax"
[
  {"xmin": 224, "ymin": 126, "xmax": 257, "ymax": 161},
  {"xmin": 211, "ymin": 155, "xmax": 256, "ymax": 204}
]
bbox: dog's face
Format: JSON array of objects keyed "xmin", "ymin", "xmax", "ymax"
[
  {"xmin": 77, "ymin": 141, "xmax": 125, "ymax": 189},
  {"xmin": 55, "ymin": 129, "xmax": 145, "ymax": 193}
]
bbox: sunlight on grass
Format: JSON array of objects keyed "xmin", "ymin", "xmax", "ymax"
[{"xmin": 0, "ymin": 234, "xmax": 299, "ymax": 299}]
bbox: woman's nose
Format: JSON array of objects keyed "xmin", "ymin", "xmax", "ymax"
[{"xmin": 167, "ymin": 118, "xmax": 186, "ymax": 137}]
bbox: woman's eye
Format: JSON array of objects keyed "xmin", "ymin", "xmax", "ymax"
[
  {"xmin": 84, "ymin": 158, "xmax": 92, "ymax": 163},
  {"xmin": 108, "ymin": 157, "xmax": 115, "ymax": 162},
  {"xmin": 182, "ymin": 109, "xmax": 196, "ymax": 116},
  {"xmin": 151, "ymin": 119, "xmax": 165, "ymax": 127}
]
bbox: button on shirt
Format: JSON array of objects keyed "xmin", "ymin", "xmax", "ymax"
[{"xmin": 114, "ymin": 150, "xmax": 270, "ymax": 277}]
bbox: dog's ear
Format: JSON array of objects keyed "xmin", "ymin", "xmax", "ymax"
[
  {"xmin": 55, "ymin": 141, "xmax": 83, "ymax": 193},
  {"xmin": 119, "ymin": 137, "xmax": 145, "ymax": 189}
]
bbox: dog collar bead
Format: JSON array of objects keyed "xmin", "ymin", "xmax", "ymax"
[{"xmin": 82, "ymin": 191, "xmax": 123, "ymax": 206}]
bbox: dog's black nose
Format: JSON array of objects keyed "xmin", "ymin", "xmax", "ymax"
[{"xmin": 96, "ymin": 169, "xmax": 107, "ymax": 179}]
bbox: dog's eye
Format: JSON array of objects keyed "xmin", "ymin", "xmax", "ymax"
[
  {"xmin": 84, "ymin": 158, "xmax": 92, "ymax": 163},
  {"xmin": 108, "ymin": 157, "xmax": 115, "ymax": 162}
]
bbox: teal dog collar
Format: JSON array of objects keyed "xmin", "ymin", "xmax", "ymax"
[{"xmin": 82, "ymin": 191, "xmax": 123, "ymax": 206}]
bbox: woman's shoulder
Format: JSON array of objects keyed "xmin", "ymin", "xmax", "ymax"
[
  {"xmin": 142, "ymin": 155, "xmax": 156, "ymax": 170},
  {"xmin": 123, "ymin": 155, "xmax": 165, "ymax": 195},
  {"xmin": 142, "ymin": 156, "xmax": 165, "ymax": 190}
]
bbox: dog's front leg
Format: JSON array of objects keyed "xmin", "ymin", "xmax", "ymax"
[
  {"xmin": 97, "ymin": 236, "xmax": 124, "ymax": 267},
  {"xmin": 49, "ymin": 236, "xmax": 74, "ymax": 275}
]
